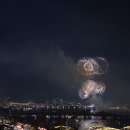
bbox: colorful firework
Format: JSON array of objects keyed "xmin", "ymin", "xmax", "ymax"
[
  {"xmin": 77, "ymin": 57, "xmax": 108, "ymax": 77},
  {"xmin": 78, "ymin": 80, "xmax": 106, "ymax": 99}
]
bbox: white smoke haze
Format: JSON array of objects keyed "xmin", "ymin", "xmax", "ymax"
[
  {"xmin": 34, "ymin": 49, "xmax": 79, "ymax": 87},
  {"xmin": 0, "ymin": 48, "xmax": 80, "ymax": 86},
  {"xmin": 0, "ymin": 47, "xmax": 129, "ymax": 107},
  {"xmin": 78, "ymin": 120, "xmax": 105, "ymax": 130},
  {"xmin": 89, "ymin": 95, "xmax": 109, "ymax": 112},
  {"xmin": 0, "ymin": 48, "xmax": 81, "ymax": 100}
]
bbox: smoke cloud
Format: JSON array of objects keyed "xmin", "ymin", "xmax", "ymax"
[
  {"xmin": 0, "ymin": 48, "xmax": 80, "ymax": 101},
  {"xmin": 0, "ymin": 47, "xmax": 129, "ymax": 108}
]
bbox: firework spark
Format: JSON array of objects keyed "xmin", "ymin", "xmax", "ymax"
[
  {"xmin": 77, "ymin": 57, "xmax": 108, "ymax": 100},
  {"xmin": 77, "ymin": 57, "xmax": 108, "ymax": 77},
  {"xmin": 78, "ymin": 80, "xmax": 106, "ymax": 99}
]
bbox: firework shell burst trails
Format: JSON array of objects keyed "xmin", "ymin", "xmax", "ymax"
[
  {"xmin": 77, "ymin": 57, "xmax": 109, "ymax": 77},
  {"xmin": 77, "ymin": 57, "xmax": 108, "ymax": 99}
]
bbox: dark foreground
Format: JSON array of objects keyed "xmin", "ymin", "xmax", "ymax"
[{"xmin": 0, "ymin": 107, "xmax": 130, "ymax": 129}]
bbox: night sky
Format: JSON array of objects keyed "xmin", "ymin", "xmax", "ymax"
[{"xmin": 0, "ymin": 1, "xmax": 130, "ymax": 104}]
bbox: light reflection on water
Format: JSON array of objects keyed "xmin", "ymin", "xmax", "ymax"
[
  {"xmin": 79, "ymin": 119, "xmax": 105, "ymax": 130},
  {"xmin": 78, "ymin": 118, "xmax": 130, "ymax": 130}
]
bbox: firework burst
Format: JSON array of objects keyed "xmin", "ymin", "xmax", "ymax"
[
  {"xmin": 79, "ymin": 80, "xmax": 106, "ymax": 99},
  {"xmin": 77, "ymin": 57, "xmax": 108, "ymax": 99},
  {"xmin": 77, "ymin": 57, "xmax": 108, "ymax": 77}
]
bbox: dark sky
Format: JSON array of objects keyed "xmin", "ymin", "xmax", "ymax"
[{"xmin": 0, "ymin": 0, "xmax": 130, "ymax": 104}]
